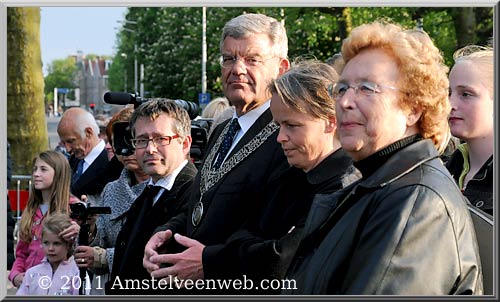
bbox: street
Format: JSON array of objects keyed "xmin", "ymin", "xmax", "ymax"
[{"xmin": 46, "ymin": 115, "xmax": 61, "ymax": 150}]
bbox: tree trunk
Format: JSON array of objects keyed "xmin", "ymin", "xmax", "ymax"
[
  {"xmin": 451, "ymin": 7, "xmax": 477, "ymax": 49},
  {"xmin": 7, "ymin": 7, "xmax": 48, "ymax": 176}
]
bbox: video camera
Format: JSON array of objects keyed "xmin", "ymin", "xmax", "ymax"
[
  {"xmin": 69, "ymin": 201, "xmax": 111, "ymax": 222},
  {"xmin": 112, "ymin": 121, "xmax": 134, "ymax": 157},
  {"xmin": 69, "ymin": 201, "xmax": 111, "ymax": 295},
  {"xmin": 103, "ymin": 92, "xmax": 213, "ymax": 167},
  {"xmin": 103, "ymin": 92, "xmax": 199, "ymax": 119}
]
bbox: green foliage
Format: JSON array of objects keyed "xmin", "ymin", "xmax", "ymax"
[
  {"xmin": 421, "ymin": 9, "xmax": 456, "ymax": 66},
  {"xmin": 108, "ymin": 7, "xmax": 493, "ymax": 103},
  {"xmin": 44, "ymin": 57, "xmax": 78, "ymax": 104}
]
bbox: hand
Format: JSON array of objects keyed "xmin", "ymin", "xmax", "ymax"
[
  {"xmin": 143, "ymin": 230, "xmax": 173, "ymax": 274},
  {"xmin": 59, "ymin": 220, "xmax": 80, "ymax": 242},
  {"xmin": 13, "ymin": 273, "xmax": 25, "ymax": 288},
  {"xmin": 74, "ymin": 245, "xmax": 95, "ymax": 268},
  {"xmin": 149, "ymin": 233, "xmax": 205, "ymax": 283}
]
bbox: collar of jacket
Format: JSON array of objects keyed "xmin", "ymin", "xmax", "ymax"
[
  {"xmin": 324, "ymin": 139, "xmax": 439, "ymax": 217},
  {"xmin": 297, "ymin": 139, "xmax": 440, "ymax": 252},
  {"xmin": 456, "ymin": 143, "xmax": 493, "ymax": 185},
  {"xmin": 307, "ymin": 148, "xmax": 353, "ymax": 186},
  {"xmin": 357, "ymin": 139, "xmax": 439, "ymax": 189},
  {"xmin": 109, "ymin": 168, "xmax": 148, "ymax": 221}
]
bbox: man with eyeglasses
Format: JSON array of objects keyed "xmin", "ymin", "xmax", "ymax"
[
  {"xmin": 106, "ymin": 99, "xmax": 197, "ymax": 294},
  {"xmin": 142, "ymin": 13, "xmax": 290, "ymax": 293}
]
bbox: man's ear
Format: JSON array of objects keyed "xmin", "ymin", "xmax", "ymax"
[
  {"xmin": 84, "ymin": 127, "xmax": 94, "ymax": 138},
  {"xmin": 182, "ymin": 135, "xmax": 193, "ymax": 154},
  {"xmin": 278, "ymin": 58, "xmax": 290, "ymax": 75}
]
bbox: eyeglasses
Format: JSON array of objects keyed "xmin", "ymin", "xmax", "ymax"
[
  {"xmin": 219, "ymin": 54, "xmax": 275, "ymax": 68},
  {"xmin": 131, "ymin": 135, "xmax": 180, "ymax": 149},
  {"xmin": 328, "ymin": 81, "xmax": 400, "ymax": 99}
]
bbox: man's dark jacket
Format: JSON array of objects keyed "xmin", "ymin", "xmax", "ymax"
[
  {"xmin": 107, "ymin": 161, "xmax": 197, "ymax": 295},
  {"xmin": 69, "ymin": 149, "xmax": 111, "ymax": 198},
  {"xmin": 157, "ymin": 109, "xmax": 289, "ymax": 287}
]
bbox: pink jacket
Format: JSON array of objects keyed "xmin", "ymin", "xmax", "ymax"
[
  {"xmin": 16, "ymin": 256, "xmax": 80, "ymax": 295},
  {"xmin": 8, "ymin": 196, "xmax": 79, "ymax": 285},
  {"xmin": 9, "ymin": 207, "xmax": 45, "ymax": 284}
]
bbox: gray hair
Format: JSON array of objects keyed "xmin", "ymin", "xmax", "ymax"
[
  {"xmin": 129, "ymin": 98, "xmax": 191, "ymax": 138},
  {"xmin": 220, "ymin": 13, "xmax": 288, "ymax": 59}
]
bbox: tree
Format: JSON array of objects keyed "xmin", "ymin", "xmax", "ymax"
[
  {"xmin": 108, "ymin": 7, "xmax": 493, "ymax": 104},
  {"xmin": 44, "ymin": 57, "xmax": 78, "ymax": 105},
  {"xmin": 449, "ymin": 7, "xmax": 493, "ymax": 49},
  {"xmin": 7, "ymin": 7, "xmax": 48, "ymax": 175}
]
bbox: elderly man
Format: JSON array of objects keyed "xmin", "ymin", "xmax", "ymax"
[
  {"xmin": 142, "ymin": 13, "xmax": 290, "ymax": 294},
  {"xmin": 57, "ymin": 107, "xmax": 110, "ymax": 204}
]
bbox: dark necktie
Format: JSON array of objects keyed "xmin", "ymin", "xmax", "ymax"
[
  {"xmin": 72, "ymin": 160, "xmax": 84, "ymax": 183},
  {"xmin": 144, "ymin": 185, "xmax": 164, "ymax": 209},
  {"xmin": 212, "ymin": 118, "xmax": 240, "ymax": 169}
]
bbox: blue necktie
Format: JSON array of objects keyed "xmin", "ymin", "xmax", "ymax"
[
  {"xmin": 213, "ymin": 118, "xmax": 240, "ymax": 169},
  {"xmin": 72, "ymin": 160, "xmax": 84, "ymax": 182}
]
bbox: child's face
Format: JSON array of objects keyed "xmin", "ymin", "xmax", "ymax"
[
  {"xmin": 42, "ymin": 231, "xmax": 69, "ymax": 268},
  {"xmin": 32, "ymin": 158, "xmax": 55, "ymax": 191}
]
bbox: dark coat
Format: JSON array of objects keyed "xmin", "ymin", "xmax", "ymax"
[
  {"xmin": 7, "ymin": 141, "xmax": 15, "ymax": 269},
  {"xmin": 213, "ymin": 148, "xmax": 360, "ymax": 287},
  {"xmin": 446, "ymin": 144, "xmax": 493, "ymax": 216},
  {"xmin": 157, "ymin": 109, "xmax": 289, "ymax": 283},
  {"xmin": 69, "ymin": 149, "xmax": 111, "ymax": 199},
  {"xmin": 285, "ymin": 139, "xmax": 483, "ymax": 295},
  {"xmin": 7, "ymin": 197, "xmax": 15, "ymax": 270},
  {"xmin": 107, "ymin": 161, "xmax": 197, "ymax": 295}
]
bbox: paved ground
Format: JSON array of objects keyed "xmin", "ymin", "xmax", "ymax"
[
  {"xmin": 46, "ymin": 115, "xmax": 62, "ymax": 150},
  {"xmin": 6, "ymin": 272, "xmax": 17, "ymax": 295}
]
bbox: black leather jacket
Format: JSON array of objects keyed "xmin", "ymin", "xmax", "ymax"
[{"xmin": 285, "ymin": 139, "xmax": 483, "ymax": 295}]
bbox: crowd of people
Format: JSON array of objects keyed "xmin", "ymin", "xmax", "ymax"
[{"xmin": 7, "ymin": 12, "xmax": 493, "ymax": 296}]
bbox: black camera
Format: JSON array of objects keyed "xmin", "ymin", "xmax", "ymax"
[
  {"xmin": 70, "ymin": 201, "xmax": 111, "ymax": 295},
  {"xmin": 103, "ymin": 92, "xmax": 213, "ymax": 168},
  {"xmin": 112, "ymin": 121, "xmax": 134, "ymax": 156},
  {"xmin": 191, "ymin": 118, "xmax": 213, "ymax": 167},
  {"xmin": 103, "ymin": 92, "xmax": 199, "ymax": 120},
  {"xmin": 69, "ymin": 201, "xmax": 111, "ymax": 222}
]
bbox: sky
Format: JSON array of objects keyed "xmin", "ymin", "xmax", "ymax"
[{"xmin": 40, "ymin": 7, "xmax": 128, "ymax": 75}]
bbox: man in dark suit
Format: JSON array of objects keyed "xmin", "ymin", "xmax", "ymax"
[
  {"xmin": 57, "ymin": 107, "xmax": 110, "ymax": 204},
  {"xmin": 142, "ymin": 13, "xmax": 290, "ymax": 292},
  {"xmin": 105, "ymin": 99, "xmax": 197, "ymax": 295}
]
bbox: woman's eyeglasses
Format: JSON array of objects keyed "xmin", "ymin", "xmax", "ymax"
[{"xmin": 328, "ymin": 81, "xmax": 400, "ymax": 99}]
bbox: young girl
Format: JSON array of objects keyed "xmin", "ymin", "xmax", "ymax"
[
  {"xmin": 9, "ymin": 150, "xmax": 81, "ymax": 288},
  {"xmin": 16, "ymin": 213, "xmax": 80, "ymax": 295},
  {"xmin": 447, "ymin": 45, "xmax": 494, "ymax": 216}
]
